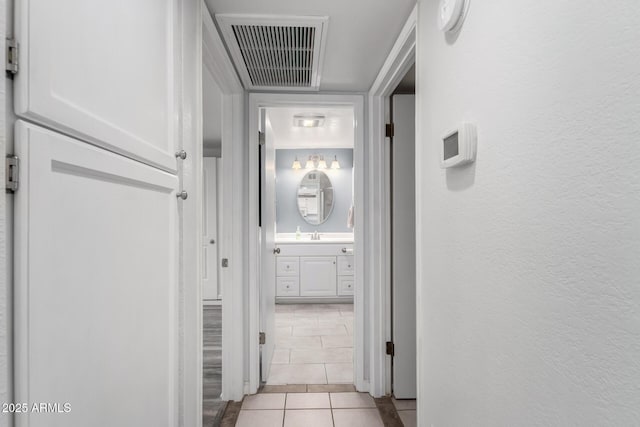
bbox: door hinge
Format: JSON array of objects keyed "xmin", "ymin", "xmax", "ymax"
[
  {"xmin": 386, "ymin": 341, "xmax": 395, "ymax": 356},
  {"xmin": 259, "ymin": 332, "xmax": 266, "ymax": 345},
  {"xmin": 221, "ymin": 258, "xmax": 229, "ymax": 268},
  {"xmin": 6, "ymin": 155, "xmax": 19, "ymax": 193},
  {"xmin": 6, "ymin": 38, "xmax": 18, "ymax": 75},
  {"xmin": 258, "ymin": 131, "xmax": 265, "ymax": 146},
  {"xmin": 385, "ymin": 123, "xmax": 394, "ymax": 138}
]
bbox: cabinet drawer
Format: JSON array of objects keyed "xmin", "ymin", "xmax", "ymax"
[
  {"xmin": 276, "ymin": 257, "xmax": 299, "ymax": 277},
  {"xmin": 337, "ymin": 256, "xmax": 354, "ymax": 276},
  {"xmin": 277, "ymin": 276, "xmax": 300, "ymax": 296},
  {"xmin": 338, "ymin": 276, "xmax": 354, "ymax": 296}
]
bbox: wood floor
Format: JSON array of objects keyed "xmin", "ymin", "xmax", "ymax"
[{"xmin": 203, "ymin": 304, "xmax": 224, "ymax": 426}]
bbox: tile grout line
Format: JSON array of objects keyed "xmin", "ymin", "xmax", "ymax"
[
  {"xmin": 329, "ymin": 391, "xmax": 336, "ymax": 427},
  {"xmin": 282, "ymin": 393, "xmax": 288, "ymax": 427}
]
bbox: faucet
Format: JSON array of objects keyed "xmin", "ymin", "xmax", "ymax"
[{"xmin": 311, "ymin": 230, "xmax": 320, "ymax": 240}]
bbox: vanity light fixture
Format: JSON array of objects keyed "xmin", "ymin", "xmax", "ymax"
[
  {"xmin": 317, "ymin": 156, "xmax": 328, "ymax": 170},
  {"xmin": 330, "ymin": 155, "xmax": 341, "ymax": 169},
  {"xmin": 303, "ymin": 154, "xmax": 330, "ymax": 170},
  {"xmin": 305, "ymin": 156, "xmax": 315, "ymax": 169},
  {"xmin": 293, "ymin": 114, "xmax": 325, "ymax": 128},
  {"xmin": 291, "ymin": 156, "xmax": 302, "ymax": 170}
]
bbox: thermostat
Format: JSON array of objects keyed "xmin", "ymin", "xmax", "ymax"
[{"xmin": 440, "ymin": 123, "xmax": 477, "ymax": 168}]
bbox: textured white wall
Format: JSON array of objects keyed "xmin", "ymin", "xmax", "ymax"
[{"xmin": 416, "ymin": 0, "xmax": 640, "ymax": 425}]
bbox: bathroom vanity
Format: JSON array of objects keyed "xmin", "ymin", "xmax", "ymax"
[{"xmin": 275, "ymin": 234, "xmax": 354, "ymax": 302}]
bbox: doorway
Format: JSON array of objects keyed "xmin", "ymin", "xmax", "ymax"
[
  {"xmin": 248, "ymin": 94, "xmax": 365, "ymax": 394},
  {"xmin": 202, "ymin": 49, "xmax": 225, "ymax": 425},
  {"xmin": 261, "ymin": 105, "xmax": 356, "ymax": 386},
  {"xmin": 388, "ymin": 64, "xmax": 417, "ymax": 425}
]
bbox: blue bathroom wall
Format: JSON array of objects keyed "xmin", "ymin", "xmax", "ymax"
[{"xmin": 275, "ymin": 148, "xmax": 353, "ymax": 233}]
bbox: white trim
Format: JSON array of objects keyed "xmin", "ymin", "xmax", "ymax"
[
  {"xmin": 0, "ymin": 1, "xmax": 15, "ymax": 424},
  {"xmin": 202, "ymin": 3, "xmax": 246, "ymax": 403},
  {"xmin": 248, "ymin": 93, "xmax": 366, "ymax": 394},
  {"xmin": 367, "ymin": 5, "xmax": 417, "ymax": 398},
  {"xmin": 415, "ymin": 5, "xmax": 425, "ymax": 426},
  {"xmin": 180, "ymin": 1, "xmax": 203, "ymax": 426}
]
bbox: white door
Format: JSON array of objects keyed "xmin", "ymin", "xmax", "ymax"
[
  {"xmin": 260, "ymin": 117, "xmax": 277, "ymax": 381},
  {"xmin": 391, "ymin": 94, "xmax": 417, "ymax": 399},
  {"xmin": 14, "ymin": 0, "xmax": 178, "ymax": 172},
  {"xmin": 14, "ymin": 121, "xmax": 179, "ymax": 427},
  {"xmin": 203, "ymin": 158, "xmax": 219, "ymax": 300},
  {"xmin": 300, "ymin": 257, "xmax": 338, "ymax": 297}
]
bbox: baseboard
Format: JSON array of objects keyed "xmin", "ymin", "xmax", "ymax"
[{"xmin": 276, "ymin": 297, "xmax": 354, "ymax": 304}]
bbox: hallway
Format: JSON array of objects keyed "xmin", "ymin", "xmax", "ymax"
[
  {"xmin": 3, "ymin": 0, "xmax": 639, "ymax": 426},
  {"xmin": 232, "ymin": 391, "xmax": 416, "ymax": 427}
]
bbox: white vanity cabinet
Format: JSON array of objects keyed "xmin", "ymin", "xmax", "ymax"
[{"xmin": 275, "ymin": 242, "xmax": 354, "ymax": 301}]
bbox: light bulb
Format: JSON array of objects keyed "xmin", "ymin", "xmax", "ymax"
[
  {"xmin": 292, "ymin": 157, "xmax": 301, "ymax": 170},
  {"xmin": 317, "ymin": 156, "xmax": 327, "ymax": 169},
  {"xmin": 330, "ymin": 155, "xmax": 341, "ymax": 169},
  {"xmin": 305, "ymin": 157, "xmax": 315, "ymax": 169}
]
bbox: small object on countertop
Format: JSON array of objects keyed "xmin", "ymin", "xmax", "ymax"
[
  {"xmin": 347, "ymin": 205, "xmax": 354, "ymax": 229},
  {"xmin": 295, "ymin": 226, "xmax": 301, "ymax": 240}
]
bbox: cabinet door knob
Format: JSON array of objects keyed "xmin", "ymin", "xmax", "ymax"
[
  {"xmin": 341, "ymin": 248, "xmax": 347, "ymax": 253},
  {"xmin": 176, "ymin": 190, "xmax": 188, "ymax": 200},
  {"xmin": 273, "ymin": 248, "xmax": 281, "ymax": 254},
  {"xmin": 175, "ymin": 150, "xmax": 187, "ymax": 160}
]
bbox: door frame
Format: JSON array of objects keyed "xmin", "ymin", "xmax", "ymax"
[
  {"xmin": 202, "ymin": 5, "xmax": 246, "ymax": 402},
  {"xmin": 248, "ymin": 93, "xmax": 365, "ymax": 394},
  {"xmin": 367, "ymin": 5, "xmax": 416, "ymax": 397},
  {"xmin": 0, "ymin": 0, "xmax": 14, "ymax": 424}
]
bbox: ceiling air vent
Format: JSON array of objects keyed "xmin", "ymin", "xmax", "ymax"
[{"xmin": 216, "ymin": 15, "xmax": 329, "ymax": 91}]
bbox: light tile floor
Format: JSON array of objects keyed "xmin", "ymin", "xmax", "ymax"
[
  {"xmin": 268, "ymin": 303, "xmax": 354, "ymax": 385},
  {"xmin": 235, "ymin": 392, "xmax": 384, "ymax": 427}
]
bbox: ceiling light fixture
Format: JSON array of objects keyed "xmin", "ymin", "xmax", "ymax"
[{"xmin": 293, "ymin": 114, "xmax": 325, "ymax": 128}]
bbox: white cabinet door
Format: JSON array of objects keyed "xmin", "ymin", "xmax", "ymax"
[
  {"xmin": 15, "ymin": 0, "xmax": 178, "ymax": 172},
  {"xmin": 300, "ymin": 257, "xmax": 337, "ymax": 297},
  {"xmin": 15, "ymin": 121, "xmax": 179, "ymax": 427},
  {"xmin": 202, "ymin": 158, "xmax": 219, "ymax": 300}
]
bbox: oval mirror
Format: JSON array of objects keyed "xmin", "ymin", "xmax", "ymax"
[{"xmin": 297, "ymin": 170, "xmax": 334, "ymax": 225}]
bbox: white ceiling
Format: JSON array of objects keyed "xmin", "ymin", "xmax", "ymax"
[
  {"xmin": 267, "ymin": 107, "xmax": 354, "ymax": 149},
  {"xmin": 203, "ymin": 66, "xmax": 223, "ymax": 155},
  {"xmin": 204, "ymin": 0, "xmax": 416, "ymax": 92}
]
